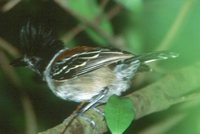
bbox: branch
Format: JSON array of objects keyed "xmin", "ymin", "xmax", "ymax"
[
  {"xmin": 55, "ymin": 0, "xmax": 123, "ymax": 47},
  {"xmin": 38, "ymin": 62, "xmax": 200, "ymax": 134},
  {"xmin": 0, "ymin": 37, "xmax": 20, "ymax": 57},
  {"xmin": 61, "ymin": 4, "xmax": 122, "ymax": 45},
  {"xmin": 1, "ymin": 0, "xmax": 21, "ymax": 12},
  {"xmin": 0, "ymin": 50, "xmax": 37, "ymax": 134}
]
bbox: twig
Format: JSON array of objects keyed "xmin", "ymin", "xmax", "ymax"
[
  {"xmin": 61, "ymin": 102, "xmax": 86, "ymax": 134},
  {"xmin": 155, "ymin": 0, "xmax": 194, "ymax": 51},
  {"xmin": 0, "ymin": 50, "xmax": 21, "ymax": 86},
  {"xmin": 100, "ymin": 0, "xmax": 110, "ymax": 10},
  {"xmin": 61, "ymin": 24, "xmax": 86, "ymax": 44},
  {"xmin": 0, "ymin": 50, "xmax": 37, "ymax": 134},
  {"xmin": 55, "ymin": 0, "xmax": 123, "ymax": 47},
  {"xmin": 61, "ymin": 3, "xmax": 123, "ymax": 45},
  {"xmin": 22, "ymin": 96, "xmax": 38, "ymax": 134},
  {"xmin": 106, "ymin": 4, "xmax": 123, "ymax": 19},
  {"xmin": 38, "ymin": 62, "xmax": 200, "ymax": 134},
  {"xmin": 1, "ymin": 0, "xmax": 21, "ymax": 12},
  {"xmin": 0, "ymin": 37, "xmax": 20, "ymax": 57}
]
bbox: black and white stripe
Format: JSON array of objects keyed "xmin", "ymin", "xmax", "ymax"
[{"xmin": 50, "ymin": 48, "xmax": 133, "ymax": 80}]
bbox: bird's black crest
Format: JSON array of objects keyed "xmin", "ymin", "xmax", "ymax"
[{"xmin": 20, "ymin": 21, "xmax": 64, "ymax": 61}]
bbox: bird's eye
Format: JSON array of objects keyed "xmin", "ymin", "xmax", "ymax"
[{"xmin": 29, "ymin": 57, "xmax": 41, "ymax": 64}]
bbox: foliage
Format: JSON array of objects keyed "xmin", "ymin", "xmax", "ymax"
[
  {"xmin": 105, "ymin": 96, "xmax": 135, "ymax": 134},
  {"xmin": 0, "ymin": 0, "xmax": 200, "ymax": 134}
]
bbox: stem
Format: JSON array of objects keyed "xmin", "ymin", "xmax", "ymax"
[
  {"xmin": 39, "ymin": 62, "xmax": 200, "ymax": 134},
  {"xmin": 156, "ymin": 0, "xmax": 194, "ymax": 51}
]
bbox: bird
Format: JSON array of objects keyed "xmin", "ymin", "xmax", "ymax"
[{"xmin": 11, "ymin": 22, "xmax": 178, "ymax": 114}]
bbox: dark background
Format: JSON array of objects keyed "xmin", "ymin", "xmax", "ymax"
[{"xmin": 0, "ymin": 0, "xmax": 200, "ymax": 134}]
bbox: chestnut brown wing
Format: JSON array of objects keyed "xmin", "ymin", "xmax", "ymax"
[{"xmin": 50, "ymin": 47, "xmax": 134, "ymax": 80}]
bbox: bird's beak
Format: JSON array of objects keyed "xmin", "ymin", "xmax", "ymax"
[{"xmin": 10, "ymin": 57, "xmax": 27, "ymax": 67}]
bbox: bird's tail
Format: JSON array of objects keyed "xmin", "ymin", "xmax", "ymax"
[
  {"xmin": 124, "ymin": 51, "xmax": 179, "ymax": 72},
  {"xmin": 135, "ymin": 51, "xmax": 179, "ymax": 63}
]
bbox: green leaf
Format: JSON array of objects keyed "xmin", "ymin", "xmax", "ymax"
[
  {"xmin": 62, "ymin": 0, "xmax": 113, "ymax": 46},
  {"xmin": 105, "ymin": 95, "xmax": 135, "ymax": 134}
]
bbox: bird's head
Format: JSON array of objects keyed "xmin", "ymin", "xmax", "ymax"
[{"xmin": 11, "ymin": 21, "xmax": 64, "ymax": 75}]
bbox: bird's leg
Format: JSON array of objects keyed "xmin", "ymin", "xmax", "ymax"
[
  {"xmin": 79, "ymin": 87, "xmax": 109, "ymax": 114},
  {"xmin": 92, "ymin": 106, "xmax": 105, "ymax": 116},
  {"xmin": 77, "ymin": 87, "xmax": 109, "ymax": 127}
]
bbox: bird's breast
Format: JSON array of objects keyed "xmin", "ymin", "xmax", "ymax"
[{"xmin": 49, "ymin": 67, "xmax": 116, "ymax": 102}]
